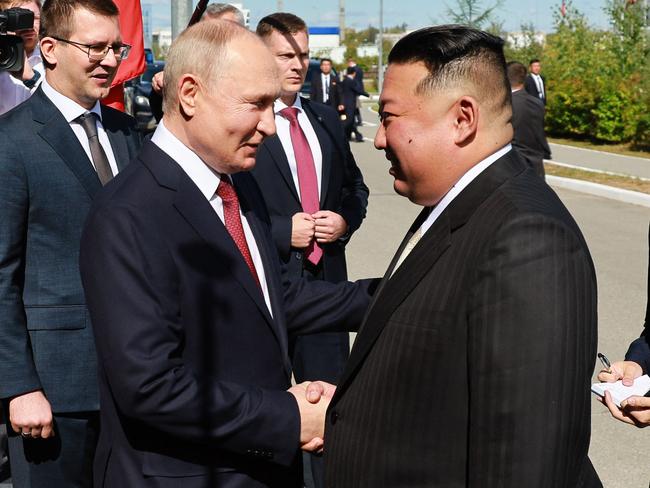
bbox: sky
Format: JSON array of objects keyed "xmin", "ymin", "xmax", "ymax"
[{"xmin": 145, "ymin": 0, "xmax": 612, "ymax": 34}]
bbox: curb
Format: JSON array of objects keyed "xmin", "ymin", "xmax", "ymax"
[{"xmin": 546, "ymin": 175, "xmax": 650, "ymax": 208}]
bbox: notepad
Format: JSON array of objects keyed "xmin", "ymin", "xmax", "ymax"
[{"xmin": 591, "ymin": 374, "xmax": 650, "ymax": 407}]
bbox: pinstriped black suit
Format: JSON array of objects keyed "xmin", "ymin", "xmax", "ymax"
[{"xmin": 324, "ymin": 150, "xmax": 602, "ymax": 487}]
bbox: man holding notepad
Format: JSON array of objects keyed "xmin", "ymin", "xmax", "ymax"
[{"xmin": 596, "ymin": 223, "xmax": 650, "ymax": 427}]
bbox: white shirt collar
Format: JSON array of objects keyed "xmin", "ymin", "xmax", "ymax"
[
  {"xmin": 151, "ymin": 119, "xmax": 222, "ymax": 200},
  {"xmin": 274, "ymin": 95, "xmax": 303, "ymax": 115},
  {"xmin": 41, "ymin": 76, "xmax": 102, "ymax": 123},
  {"xmin": 421, "ymin": 144, "xmax": 512, "ymax": 235}
]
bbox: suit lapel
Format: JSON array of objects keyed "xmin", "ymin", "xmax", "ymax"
[
  {"xmin": 234, "ymin": 178, "xmax": 292, "ymax": 376},
  {"xmin": 261, "ymin": 136, "xmax": 300, "ymax": 202},
  {"xmin": 336, "ymin": 213, "xmax": 451, "ymax": 395},
  {"xmin": 32, "ymin": 88, "xmax": 102, "ymax": 198},
  {"xmin": 302, "ymin": 100, "xmax": 332, "ymax": 206},
  {"xmin": 137, "ymin": 143, "xmax": 277, "ymax": 340},
  {"xmin": 101, "ymin": 106, "xmax": 130, "ymax": 171},
  {"xmin": 334, "ymin": 150, "xmax": 530, "ymax": 399}
]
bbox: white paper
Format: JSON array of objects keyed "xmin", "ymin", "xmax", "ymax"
[{"xmin": 591, "ymin": 374, "xmax": 650, "ymax": 407}]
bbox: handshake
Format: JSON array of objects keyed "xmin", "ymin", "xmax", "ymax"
[{"xmin": 288, "ymin": 381, "xmax": 336, "ymax": 452}]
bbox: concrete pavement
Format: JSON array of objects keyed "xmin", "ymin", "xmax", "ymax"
[
  {"xmin": 550, "ymin": 142, "xmax": 650, "ymax": 179},
  {"xmin": 345, "ymin": 138, "xmax": 650, "ymax": 488}
]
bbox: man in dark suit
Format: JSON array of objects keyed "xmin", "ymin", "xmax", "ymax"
[
  {"xmin": 524, "ymin": 58, "xmax": 546, "ymax": 104},
  {"xmin": 0, "ymin": 0, "xmax": 140, "ymax": 486},
  {"xmin": 597, "ymin": 222, "xmax": 650, "ymax": 427},
  {"xmin": 79, "ymin": 21, "xmax": 371, "ymax": 488},
  {"xmin": 508, "ymin": 61, "xmax": 551, "ymax": 177},
  {"xmin": 309, "ymin": 58, "xmax": 343, "ymax": 112},
  {"xmin": 324, "ymin": 26, "xmax": 602, "ymax": 487},
  {"xmin": 252, "ymin": 14, "xmax": 369, "ymax": 487},
  {"xmin": 346, "ymin": 58, "xmax": 365, "ymax": 142}
]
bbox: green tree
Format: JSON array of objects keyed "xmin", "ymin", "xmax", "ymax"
[{"xmin": 446, "ymin": 0, "xmax": 503, "ymax": 29}]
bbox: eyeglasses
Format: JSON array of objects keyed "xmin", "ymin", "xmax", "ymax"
[{"xmin": 51, "ymin": 37, "xmax": 131, "ymax": 62}]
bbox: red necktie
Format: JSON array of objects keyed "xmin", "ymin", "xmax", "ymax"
[
  {"xmin": 216, "ymin": 177, "xmax": 261, "ymax": 287},
  {"xmin": 279, "ymin": 107, "xmax": 323, "ymax": 265}
]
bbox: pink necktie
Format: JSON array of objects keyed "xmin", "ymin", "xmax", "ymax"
[
  {"xmin": 217, "ymin": 177, "xmax": 261, "ymax": 287},
  {"xmin": 279, "ymin": 107, "xmax": 323, "ymax": 265}
]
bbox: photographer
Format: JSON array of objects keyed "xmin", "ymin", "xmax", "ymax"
[{"xmin": 0, "ymin": 0, "xmax": 43, "ymax": 115}]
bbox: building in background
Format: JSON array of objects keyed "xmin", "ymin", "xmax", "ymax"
[
  {"xmin": 171, "ymin": 0, "xmax": 192, "ymax": 39},
  {"xmin": 142, "ymin": 3, "xmax": 153, "ymax": 48},
  {"xmin": 308, "ymin": 26, "xmax": 345, "ymax": 63}
]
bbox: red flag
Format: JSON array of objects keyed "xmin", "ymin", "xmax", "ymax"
[
  {"xmin": 103, "ymin": 0, "xmax": 146, "ymax": 111},
  {"xmin": 560, "ymin": 0, "xmax": 567, "ymax": 17}
]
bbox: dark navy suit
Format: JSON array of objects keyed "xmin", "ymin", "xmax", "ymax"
[
  {"xmin": 252, "ymin": 98, "xmax": 368, "ymax": 487},
  {"xmin": 79, "ymin": 141, "xmax": 372, "ymax": 488},
  {"xmin": 625, "ymin": 223, "xmax": 650, "ymax": 372},
  {"xmin": 0, "ymin": 87, "xmax": 140, "ymax": 486}
]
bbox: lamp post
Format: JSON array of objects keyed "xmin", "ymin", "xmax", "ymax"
[{"xmin": 377, "ymin": 0, "xmax": 384, "ymax": 92}]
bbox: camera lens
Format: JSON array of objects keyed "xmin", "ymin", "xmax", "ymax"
[{"xmin": 0, "ymin": 35, "xmax": 24, "ymax": 72}]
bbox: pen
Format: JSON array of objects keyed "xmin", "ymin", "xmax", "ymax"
[{"xmin": 597, "ymin": 352, "xmax": 612, "ymax": 373}]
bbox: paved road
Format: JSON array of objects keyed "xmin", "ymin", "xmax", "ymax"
[
  {"xmin": 345, "ymin": 137, "xmax": 650, "ymax": 487},
  {"xmin": 549, "ymin": 143, "xmax": 650, "ymax": 179}
]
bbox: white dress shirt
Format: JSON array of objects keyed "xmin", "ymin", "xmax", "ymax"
[
  {"xmin": 419, "ymin": 144, "xmax": 512, "ymax": 236},
  {"xmin": 41, "ymin": 77, "xmax": 119, "ymax": 176},
  {"xmin": 151, "ymin": 120, "xmax": 273, "ymax": 316},
  {"xmin": 0, "ymin": 47, "xmax": 44, "ymax": 115},
  {"xmin": 274, "ymin": 96, "xmax": 323, "ymax": 201}
]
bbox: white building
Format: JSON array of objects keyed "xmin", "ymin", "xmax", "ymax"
[
  {"xmin": 506, "ymin": 31, "xmax": 547, "ymax": 49},
  {"xmin": 308, "ymin": 27, "xmax": 346, "ymax": 63}
]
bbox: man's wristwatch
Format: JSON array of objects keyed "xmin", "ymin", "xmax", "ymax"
[{"xmin": 23, "ymin": 70, "xmax": 41, "ymax": 89}]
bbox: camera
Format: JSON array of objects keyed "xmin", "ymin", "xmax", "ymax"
[{"xmin": 0, "ymin": 8, "xmax": 34, "ymax": 72}]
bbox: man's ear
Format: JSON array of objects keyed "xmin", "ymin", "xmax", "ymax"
[
  {"xmin": 452, "ymin": 96, "xmax": 479, "ymax": 147},
  {"xmin": 39, "ymin": 38, "xmax": 57, "ymax": 67},
  {"xmin": 177, "ymin": 74, "xmax": 200, "ymax": 118}
]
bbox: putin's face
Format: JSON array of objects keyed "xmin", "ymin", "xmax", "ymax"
[{"xmin": 190, "ymin": 36, "xmax": 280, "ymax": 174}]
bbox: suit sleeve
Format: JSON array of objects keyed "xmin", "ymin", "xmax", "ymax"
[
  {"xmin": 80, "ymin": 204, "xmax": 301, "ymax": 467},
  {"xmin": 330, "ymin": 112, "xmax": 369, "ymax": 242},
  {"xmin": 624, "ymin": 224, "xmax": 650, "ymax": 373},
  {"xmin": 467, "ymin": 214, "xmax": 597, "ymax": 487},
  {"xmin": 0, "ymin": 127, "xmax": 43, "ymax": 400}
]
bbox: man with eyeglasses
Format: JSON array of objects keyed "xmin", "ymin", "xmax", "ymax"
[{"xmin": 0, "ymin": 0, "xmax": 141, "ymax": 486}]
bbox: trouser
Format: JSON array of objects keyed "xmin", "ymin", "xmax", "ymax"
[
  {"xmin": 5, "ymin": 411, "xmax": 99, "ymax": 488},
  {"xmin": 291, "ymin": 263, "xmax": 349, "ymax": 488}
]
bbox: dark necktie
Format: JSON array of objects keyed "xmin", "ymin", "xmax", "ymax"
[
  {"xmin": 77, "ymin": 112, "xmax": 113, "ymax": 185},
  {"xmin": 216, "ymin": 177, "xmax": 261, "ymax": 287},
  {"xmin": 279, "ymin": 106, "xmax": 323, "ymax": 265}
]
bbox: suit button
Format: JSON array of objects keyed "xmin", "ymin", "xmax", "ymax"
[
  {"xmin": 295, "ymin": 252, "xmax": 302, "ymax": 260},
  {"xmin": 330, "ymin": 410, "xmax": 339, "ymax": 425}
]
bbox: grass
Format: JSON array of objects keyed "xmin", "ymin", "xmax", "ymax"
[
  {"xmin": 545, "ymin": 163, "xmax": 650, "ymax": 195},
  {"xmin": 548, "ymin": 137, "xmax": 650, "ymax": 160}
]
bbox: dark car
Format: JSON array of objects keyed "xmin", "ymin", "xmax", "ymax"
[{"xmin": 124, "ymin": 61, "xmax": 165, "ymax": 132}]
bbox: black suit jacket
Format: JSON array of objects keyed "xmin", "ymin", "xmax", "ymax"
[
  {"xmin": 525, "ymin": 73, "xmax": 546, "ymax": 104},
  {"xmin": 324, "ymin": 150, "xmax": 602, "ymax": 487},
  {"xmin": 252, "ymin": 97, "xmax": 368, "ymax": 282},
  {"xmin": 511, "ymin": 89, "xmax": 551, "ymax": 177},
  {"xmin": 625, "ymin": 222, "xmax": 650, "ymax": 373},
  {"xmin": 80, "ymin": 141, "xmax": 371, "ymax": 487},
  {"xmin": 0, "ymin": 87, "xmax": 140, "ymax": 412},
  {"xmin": 309, "ymin": 72, "xmax": 342, "ymax": 110}
]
